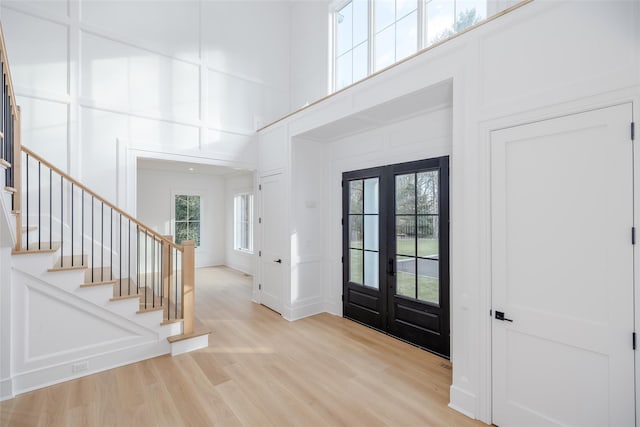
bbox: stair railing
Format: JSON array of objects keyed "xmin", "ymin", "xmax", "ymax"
[
  {"xmin": 20, "ymin": 147, "xmax": 196, "ymax": 332},
  {"xmin": 1, "ymin": 23, "xmax": 195, "ymax": 334},
  {"xmin": 0, "ymin": 24, "xmax": 21, "ymax": 242}
]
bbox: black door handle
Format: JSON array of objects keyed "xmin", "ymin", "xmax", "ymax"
[
  {"xmin": 495, "ymin": 311, "xmax": 513, "ymax": 322},
  {"xmin": 388, "ymin": 258, "xmax": 395, "ymax": 276},
  {"xmin": 274, "ymin": 259, "xmax": 282, "ymax": 264}
]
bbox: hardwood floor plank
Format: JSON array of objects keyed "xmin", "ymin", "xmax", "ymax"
[{"xmin": 0, "ymin": 266, "xmax": 485, "ymax": 426}]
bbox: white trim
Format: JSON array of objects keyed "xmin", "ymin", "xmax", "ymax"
[{"xmin": 475, "ymin": 87, "xmax": 640, "ymax": 425}]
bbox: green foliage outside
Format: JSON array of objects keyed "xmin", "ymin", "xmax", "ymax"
[
  {"xmin": 349, "ymin": 238, "xmax": 439, "ymax": 305},
  {"xmin": 175, "ymin": 195, "xmax": 201, "ymax": 247}
]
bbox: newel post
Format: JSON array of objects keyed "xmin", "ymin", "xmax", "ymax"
[
  {"xmin": 13, "ymin": 106, "xmax": 22, "ymax": 252},
  {"xmin": 181, "ymin": 240, "xmax": 195, "ymax": 335}
]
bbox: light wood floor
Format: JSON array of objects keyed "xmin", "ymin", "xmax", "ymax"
[{"xmin": 0, "ymin": 266, "xmax": 484, "ymax": 426}]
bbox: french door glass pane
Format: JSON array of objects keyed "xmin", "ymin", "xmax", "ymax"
[
  {"xmin": 396, "ymin": 255, "xmax": 415, "ymax": 297},
  {"xmin": 417, "ymin": 258, "xmax": 439, "ymax": 304},
  {"xmin": 417, "ymin": 216, "xmax": 438, "ymax": 256},
  {"xmin": 395, "ymin": 173, "xmax": 415, "ymax": 214},
  {"xmin": 364, "ymin": 178, "xmax": 379, "ymax": 214},
  {"xmin": 364, "ymin": 250, "xmax": 379, "ymax": 289},
  {"xmin": 417, "ymin": 171, "xmax": 438, "ymax": 214},
  {"xmin": 364, "ymin": 215, "xmax": 379, "ymax": 251},
  {"xmin": 396, "ymin": 215, "xmax": 415, "ymax": 256},
  {"xmin": 350, "ymin": 249, "xmax": 363, "ymax": 284},
  {"xmin": 349, "ymin": 215, "xmax": 363, "ymax": 248},
  {"xmin": 349, "ymin": 180, "xmax": 363, "ymax": 214}
]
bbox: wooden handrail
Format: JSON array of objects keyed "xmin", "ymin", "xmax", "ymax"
[
  {"xmin": 21, "ymin": 146, "xmax": 183, "ymax": 253},
  {"xmin": 0, "ymin": 24, "xmax": 19, "ymax": 120}
]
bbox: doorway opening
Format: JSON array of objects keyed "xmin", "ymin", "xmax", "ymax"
[{"xmin": 342, "ymin": 156, "xmax": 450, "ymax": 357}]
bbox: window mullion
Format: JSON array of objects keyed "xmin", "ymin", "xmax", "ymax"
[{"xmin": 368, "ymin": 0, "xmax": 374, "ymax": 75}]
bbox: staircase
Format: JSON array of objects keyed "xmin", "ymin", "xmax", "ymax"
[{"xmin": 0, "ymin": 25, "xmax": 208, "ymax": 400}]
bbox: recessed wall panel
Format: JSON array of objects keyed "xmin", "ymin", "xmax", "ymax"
[
  {"xmin": 202, "ymin": 0, "xmax": 291, "ymax": 90},
  {"xmin": 17, "ymin": 96, "xmax": 68, "ymax": 171},
  {"xmin": 2, "ymin": 1, "xmax": 68, "ymax": 18},
  {"xmin": 80, "ymin": 107, "xmax": 200, "ymax": 204},
  {"xmin": 1, "ymin": 8, "xmax": 68, "ymax": 95},
  {"xmin": 80, "ymin": 32, "xmax": 199, "ymax": 122},
  {"xmin": 207, "ymin": 70, "xmax": 261, "ymax": 133},
  {"xmin": 81, "ymin": 1, "xmax": 199, "ymax": 62},
  {"xmin": 480, "ymin": 1, "xmax": 636, "ymax": 109}
]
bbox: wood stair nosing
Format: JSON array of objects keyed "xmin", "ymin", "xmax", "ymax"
[
  {"xmin": 4, "ymin": 186, "xmax": 16, "ymax": 193},
  {"xmin": 79, "ymin": 280, "xmax": 117, "ymax": 288},
  {"xmin": 167, "ymin": 330, "xmax": 211, "ymax": 344},
  {"xmin": 12, "ymin": 241, "xmax": 60, "ymax": 255},
  {"xmin": 0, "ymin": 158, "xmax": 10, "ymax": 169},
  {"xmin": 110, "ymin": 293, "xmax": 142, "ymax": 302}
]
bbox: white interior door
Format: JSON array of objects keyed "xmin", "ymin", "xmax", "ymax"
[
  {"xmin": 259, "ymin": 173, "xmax": 285, "ymax": 313},
  {"xmin": 491, "ymin": 104, "xmax": 635, "ymax": 427}
]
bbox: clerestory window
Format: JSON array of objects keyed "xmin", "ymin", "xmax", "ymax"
[{"xmin": 333, "ymin": 0, "xmax": 487, "ymax": 90}]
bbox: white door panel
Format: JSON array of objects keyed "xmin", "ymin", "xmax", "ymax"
[
  {"xmin": 491, "ymin": 104, "xmax": 635, "ymax": 427},
  {"xmin": 260, "ymin": 173, "xmax": 285, "ymax": 313}
]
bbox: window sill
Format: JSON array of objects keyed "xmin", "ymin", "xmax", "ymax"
[{"xmin": 235, "ymin": 249, "xmax": 254, "ymax": 255}]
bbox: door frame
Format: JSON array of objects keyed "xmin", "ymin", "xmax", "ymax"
[
  {"xmin": 341, "ymin": 157, "xmax": 450, "ymax": 356},
  {"xmin": 475, "ymin": 96, "xmax": 640, "ymax": 424},
  {"xmin": 256, "ymin": 171, "xmax": 286, "ymax": 312}
]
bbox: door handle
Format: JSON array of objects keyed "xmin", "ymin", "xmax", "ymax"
[
  {"xmin": 495, "ymin": 311, "xmax": 513, "ymax": 322},
  {"xmin": 274, "ymin": 259, "xmax": 282, "ymax": 264},
  {"xmin": 388, "ymin": 258, "xmax": 395, "ymax": 276}
]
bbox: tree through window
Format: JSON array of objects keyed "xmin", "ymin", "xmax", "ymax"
[{"xmin": 175, "ymin": 195, "xmax": 200, "ymax": 247}]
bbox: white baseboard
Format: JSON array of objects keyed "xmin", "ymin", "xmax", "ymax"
[
  {"xmin": 449, "ymin": 384, "xmax": 478, "ymax": 421},
  {"xmin": 0, "ymin": 377, "xmax": 14, "ymax": 402},
  {"xmin": 11, "ymin": 340, "xmax": 169, "ymax": 397},
  {"xmin": 170, "ymin": 334, "xmax": 209, "ymax": 356},
  {"xmin": 282, "ymin": 298, "xmax": 325, "ymax": 321}
]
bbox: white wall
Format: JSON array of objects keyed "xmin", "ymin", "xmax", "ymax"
[
  {"xmin": 290, "ymin": 0, "xmax": 330, "ymax": 110},
  {"xmin": 257, "ymin": 0, "xmax": 640, "ymax": 423},
  {"xmin": 136, "ymin": 166, "xmax": 225, "ymax": 268},
  {"xmin": 224, "ymin": 172, "xmax": 255, "ymax": 275},
  {"xmin": 0, "ymin": 0, "xmax": 292, "ymax": 208}
]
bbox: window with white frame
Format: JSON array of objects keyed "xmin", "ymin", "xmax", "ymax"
[
  {"xmin": 334, "ymin": 0, "xmax": 487, "ymax": 90},
  {"xmin": 234, "ymin": 193, "xmax": 253, "ymax": 252},
  {"xmin": 174, "ymin": 194, "xmax": 201, "ymax": 247}
]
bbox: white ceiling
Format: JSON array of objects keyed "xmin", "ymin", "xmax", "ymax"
[
  {"xmin": 137, "ymin": 158, "xmax": 251, "ymax": 177},
  {"xmin": 297, "ymin": 79, "xmax": 453, "ymax": 141}
]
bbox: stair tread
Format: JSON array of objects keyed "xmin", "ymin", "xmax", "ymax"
[
  {"xmin": 110, "ymin": 293, "xmax": 142, "ymax": 301},
  {"xmin": 4, "ymin": 186, "xmax": 16, "ymax": 193},
  {"xmin": 167, "ymin": 330, "xmax": 211, "ymax": 344},
  {"xmin": 0, "ymin": 159, "xmax": 10, "ymax": 169},
  {"xmin": 13, "ymin": 242, "xmax": 60, "ymax": 255},
  {"xmin": 160, "ymin": 319, "xmax": 183, "ymax": 326},
  {"xmin": 80, "ymin": 280, "xmax": 117, "ymax": 288}
]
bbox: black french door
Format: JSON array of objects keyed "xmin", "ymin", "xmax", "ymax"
[{"xmin": 342, "ymin": 157, "xmax": 450, "ymax": 357}]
